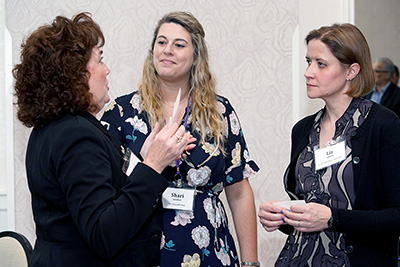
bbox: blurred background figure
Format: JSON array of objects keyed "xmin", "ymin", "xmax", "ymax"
[
  {"xmin": 392, "ymin": 64, "xmax": 399, "ymax": 85},
  {"xmin": 365, "ymin": 57, "xmax": 400, "ymax": 117}
]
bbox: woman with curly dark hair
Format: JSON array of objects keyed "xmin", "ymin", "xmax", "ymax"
[{"xmin": 13, "ymin": 12, "xmax": 194, "ymax": 266}]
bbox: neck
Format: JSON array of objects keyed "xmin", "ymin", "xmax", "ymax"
[
  {"xmin": 89, "ymin": 110, "xmax": 99, "ymax": 118},
  {"xmin": 160, "ymin": 87, "xmax": 189, "ymax": 104},
  {"xmin": 161, "ymin": 87, "xmax": 190, "ymax": 125},
  {"xmin": 324, "ymin": 95, "xmax": 353, "ymax": 123}
]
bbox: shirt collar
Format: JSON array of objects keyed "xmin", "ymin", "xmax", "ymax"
[{"xmin": 372, "ymin": 81, "xmax": 391, "ymax": 95}]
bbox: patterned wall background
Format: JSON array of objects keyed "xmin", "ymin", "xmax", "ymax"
[{"xmin": 6, "ymin": 0, "xmax": 297, "ymax": 265}]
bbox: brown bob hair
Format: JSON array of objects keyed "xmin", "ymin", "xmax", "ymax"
[
  {"xmin": 305, "ymin": 23, "xmax": 374, "ymax": 97},
  {"xmin": 13, "ymin": 12, "xmax": 104, "ymax": 128}
]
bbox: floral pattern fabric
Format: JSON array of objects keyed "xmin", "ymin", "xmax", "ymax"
[{"xmin": 101, "ymin": 92, "xmax": 259, "ymax": 266}]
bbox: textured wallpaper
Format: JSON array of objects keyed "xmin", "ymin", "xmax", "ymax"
[{"xmin": 6, "ymin": 0, "xmax": 297, "ymax": 265}]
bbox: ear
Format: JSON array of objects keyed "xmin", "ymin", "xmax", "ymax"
[{"xmin": 346, "ymin": 63, "xmax": 360, "ymax": 81}]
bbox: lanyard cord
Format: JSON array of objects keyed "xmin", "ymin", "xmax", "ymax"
[{"xmin": 175, "ymin": 96, "xmax": 191, "ymax": 177}]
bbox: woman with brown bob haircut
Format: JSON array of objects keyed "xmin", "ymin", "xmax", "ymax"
[
  {"xmin": 13, "ymin": 12, "xmax": 194, "ymax": 266},
  {"xmin": 259, "ymin": 23, "xmax": 400, "ymax": 267}
]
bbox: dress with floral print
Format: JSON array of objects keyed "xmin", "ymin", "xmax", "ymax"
[{"xmin": 101, "ymin": 91, "xmax": 259, "ymax": 266}]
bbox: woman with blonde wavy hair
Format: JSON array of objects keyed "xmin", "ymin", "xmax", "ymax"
[{"xmin": 102, "ymin": 11, "xmax": 260, "ymax": 267}]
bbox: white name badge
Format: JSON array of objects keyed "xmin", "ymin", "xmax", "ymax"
[
  {"xmin": 314, "ymin": 140, "xmax": 346, "ymax": 171},
  {"xmin": 273, "ymin": 200, "xmax": 306, "ymax": 209},
  {"xmin": 162, "ymin": 187, "xmax": 195, "ymax": 211}
]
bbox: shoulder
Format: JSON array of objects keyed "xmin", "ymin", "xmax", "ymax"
[
  {"xmin": 388, "ymin": 82, "xmax": 400, "ymax": 92},
  {"xmin": 216, "ymin": 94, "xmax": 235, "ymax": 115},
  {"xmin": 103, "ymin": 91, "xmax": 140, "ymax": 118},
  {"xmin": 32, "ymin": 114, "xmax": 107, "ymax": 158},
  {"xmin": 216, "ymin": 94, "xmax": 229, "ymax": 103},
  {"xmin": 383, "ymin": 82, "xmax": 400, "ymax": 100},
  {"xmin": 216, "ymin": 94, "xmax": 230, "ymax": 106},
  {"xmin": 355, "ymin": 100, "xmax": 400, "ymax": 138},
  {"xmin": 391, "ymin": 83, "xmax": 400, "ymax": 100},
  {"xmin": 47, "ymin": 114, "xmax": 91, "ymax": 130},
  {"xmin": 113, "ymin": 91, "xmax": 138, "ymax": 106},
  {"xmin": 369, "ymin": 101, "xmax": 399, "ymax": 123},
  {"xmin": 292, "ymin": 112, "xmax": 319, "ymax": 134},
  {"xmin": 104, "ymin": 91, "xmax": 138, "ymax": 110},
  {"xmin": 49, "ymin": 114, "xmax": 102, "ymax": 140}
]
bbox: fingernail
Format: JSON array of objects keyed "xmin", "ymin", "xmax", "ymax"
[{"xmin": 282, "ymin": 218, "xmax": 285, "ymax": 223}]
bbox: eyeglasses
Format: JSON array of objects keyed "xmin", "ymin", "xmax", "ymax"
[
  {"xmin": 182, "ymin": 145, "xmax": 219, "ymax": 169},
  {"xmin": 374, "ymin": 69, "xmax": 390, "ymax": 73}
]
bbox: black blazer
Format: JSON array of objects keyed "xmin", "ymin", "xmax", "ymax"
[
  {"xmin": 365, "ymin": 81, "xmax": 400, "ymax": 117},
  {"xmin": 26, "ymin": 112, "xmax": 169, "ymax": 266}
]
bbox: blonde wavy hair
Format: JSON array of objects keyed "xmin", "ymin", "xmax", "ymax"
[{"xmin": 139, "ymin": 11, "xmax": 225, "ymax": 151}]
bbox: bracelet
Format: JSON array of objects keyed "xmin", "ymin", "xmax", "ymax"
[{"xmin": 241, "ymin": 261, "xmax": 260, "ymax": 266}]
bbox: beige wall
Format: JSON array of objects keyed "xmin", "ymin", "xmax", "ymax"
[
  {"xmin": 294, "ymin": 0, "xmax": 354, "ymax": 121},
  {"xmin": 0, "ymin": 0, "xmax": 6, "ymax": 230},
  {"xmin": 355, "ymin": 0, "xmax": 400, "ymax": 67}
]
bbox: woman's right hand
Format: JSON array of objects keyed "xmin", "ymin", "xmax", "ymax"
[
  {"xmin": 258, "ymin": 200, "xmax": 286, "ymax": 232},
  {"xmin": 142, "ymin": 122, "xmax": 195, "ymax": 173}
]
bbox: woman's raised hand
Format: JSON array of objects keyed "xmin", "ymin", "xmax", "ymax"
[{"xmin": 142, "ymin": 122, "xmax": 195, "ymax": 173}]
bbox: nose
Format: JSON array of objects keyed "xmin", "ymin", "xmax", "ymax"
[
  {"xmin": 163, "ymin": 43, "xmax": 173, "ymax": 55},
  {"xmin": 105, "ymin": 63, "xmax": 111, "ymax": 75},
  {"xmin": 304, "ymin": 64, "xmax": 314, "ymax": 79}
]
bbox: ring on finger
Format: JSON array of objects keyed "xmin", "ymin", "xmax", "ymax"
[
  {"xmin": 175, "ymin": 135, "xmax": 183, "ymax": 143},
  {"xmin": 298, "ymin": 221, "xmax": 301, "ymax": 227}
]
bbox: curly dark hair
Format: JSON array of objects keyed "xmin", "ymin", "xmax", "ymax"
[{"xmin": 13, "ymin": 12, "xmax": 105, "ymax": 128}]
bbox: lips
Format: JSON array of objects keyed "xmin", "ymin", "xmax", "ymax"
[{"xmin": 160, "ymin": 58, "xmax": 175, "ymax": 65}]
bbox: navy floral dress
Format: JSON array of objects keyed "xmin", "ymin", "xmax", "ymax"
[{"xmin": 101, "ymin": 91, "xmax": 259, "ymax": 266}]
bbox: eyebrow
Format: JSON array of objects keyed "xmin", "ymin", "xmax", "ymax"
[
  {"xmin": 305, "ymin": 56, "xmax": 326, "ymax": 62},
  {"xmin": 156, "ymin": 35, "xmax": 189, "ymax": 44}
]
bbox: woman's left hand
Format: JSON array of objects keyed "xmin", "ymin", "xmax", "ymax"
[
  {"xmin": 281, "ymin": 203, "xmax": 332, "ymax": 232},
  {"xmin": 140, "ymin": 123, "xmax": 195, "ymax": 159}
]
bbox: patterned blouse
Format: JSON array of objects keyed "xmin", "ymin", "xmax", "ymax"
[
  {"xmin": 276, "ymin": 98, "xmax": 372, "ymax": 267},
  {"xmin": 101, "ymin": 91, "xmax": 259, "ymax": 266}
]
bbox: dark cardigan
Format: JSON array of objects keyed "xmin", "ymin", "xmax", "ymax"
[{"xmin": 282, "ymin": 101, "xmax": 400, "ymax": 267}]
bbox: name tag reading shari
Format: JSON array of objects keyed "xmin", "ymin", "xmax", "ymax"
[{"xmin": 162, "ymin": 187, "xmax": 195, "ymax": 211}]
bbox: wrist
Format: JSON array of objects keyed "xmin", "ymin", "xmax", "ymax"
[
  {"xmin": 142, "ymin": 160, "xmax": 163, "ymax": 174},
  {"xmin": 241, "ymin": 261, "xmax": 260, "ymax": 266}
]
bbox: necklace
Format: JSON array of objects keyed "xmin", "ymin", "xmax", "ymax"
[{"xmin": 163, "ymin": 97, "xmax": 188, "ymax": 109}]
